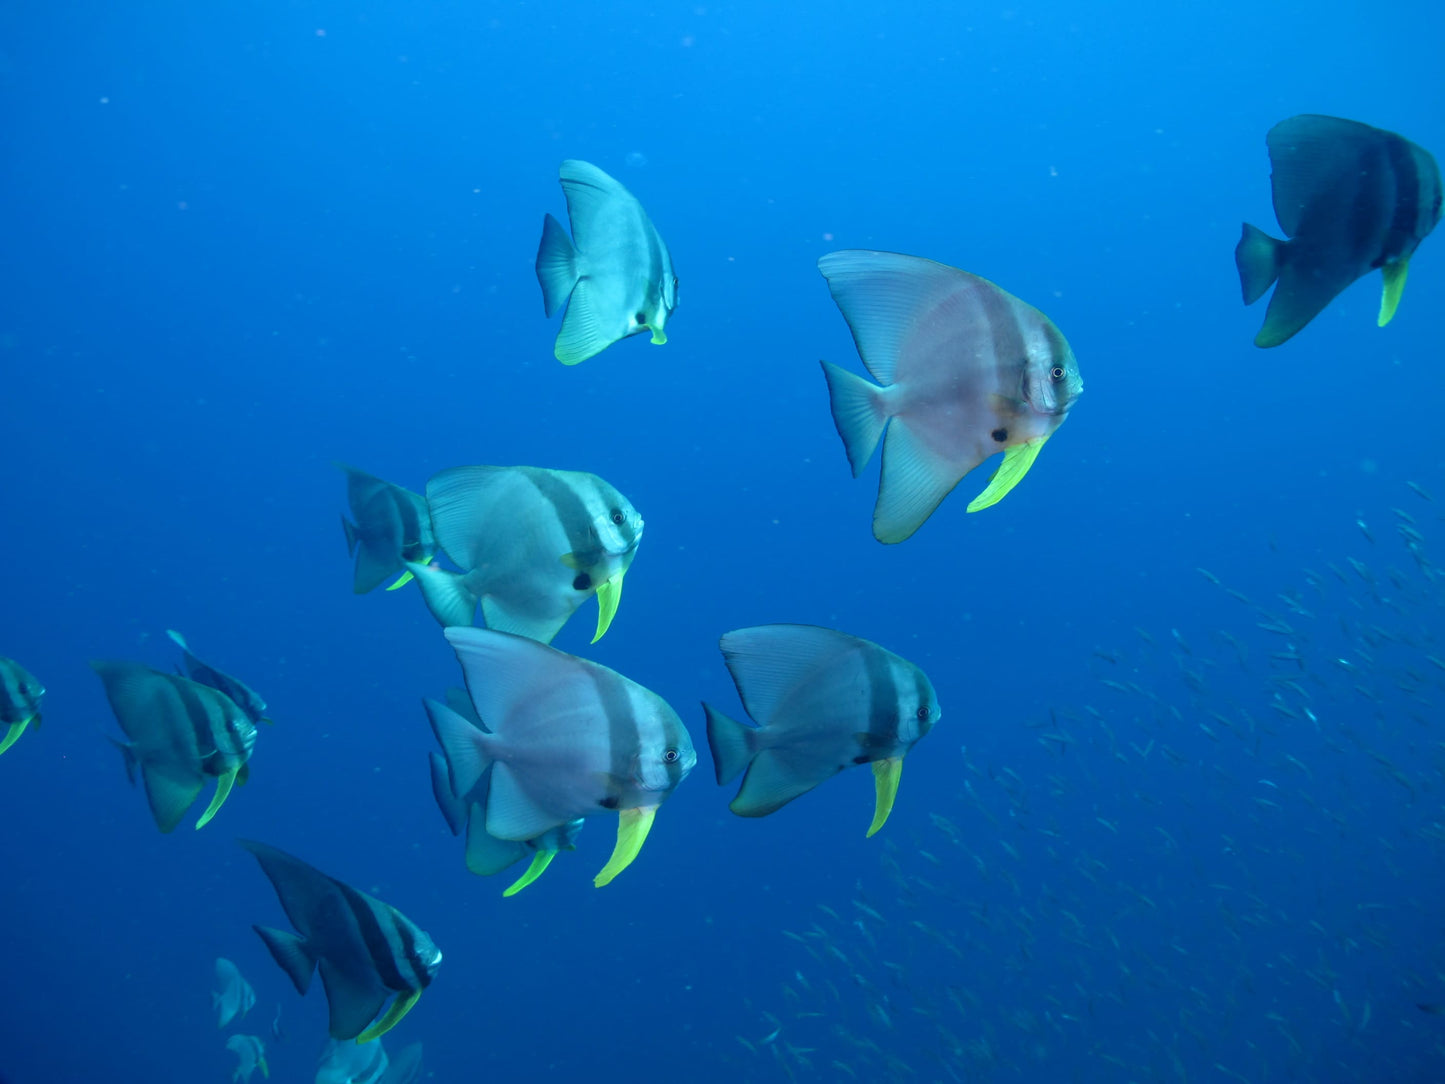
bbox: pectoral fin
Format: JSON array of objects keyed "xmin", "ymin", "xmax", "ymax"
[
  {"xmin": 356, "ymin": 988, "xmax": 422, "ymax": 1044},
  {"xmin": 195, "ymin": 768, "xmax": 239, "ymax": 830},
  {"xmin": 592, "ymin": 574, "xmax": 624, "ymax": 643},
  {"xmin": 594, "ymin": 805, "xmax": 656, "ymax": 887},
  {"xmin": 502, "ymin": 849, "xmax": 558, "ymax": 897},
  {"xmin": 1379, "ymin": 261, "xmax": 1409, "ymax": 326},
  {"xmin": 866, "ymin": 757, "xmax": 903, "ymax": 838},
  {"xmin": 966, "ymin": 437, "xmax": 1048, "ymax": 513}
]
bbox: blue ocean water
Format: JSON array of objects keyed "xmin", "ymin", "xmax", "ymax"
[{"xmin": 3, "ymin": 1, "xmax": 1444, "ymax": 1081}]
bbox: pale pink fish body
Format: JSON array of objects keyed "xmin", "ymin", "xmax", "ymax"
[{"xmin": 818, "ymin": 250, "xmax": 1084, "ymax": 543}]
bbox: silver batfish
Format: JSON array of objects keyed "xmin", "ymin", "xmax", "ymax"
[{"xmin": 818, "ymin": 250, "xmax": 1084, "ymax": 543}]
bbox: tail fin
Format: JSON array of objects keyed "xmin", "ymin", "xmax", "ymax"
[
  {"xmin": 109, "ymin": 736, "xmax": 139, "ymax": 785},
  {"xmin": 341, "ymin": 516, "xmax": 360, "ymax": 557},
  {"xmin": 424, "ymin": 697, "xmax": 491, "ymax": 798},
  {"xmin": 535, "ymin": 213, "xmax": 580, "ymax": 317},
  {"xmin": 820, "ymin": 360, "xmax": 889, "ymax": 477},
  {"xmin": 1235, "ymin": 223, "xmax": 1284, "ymax": 305},
  {"xmin": 703, "ymin": 702, "xmax": 758, "ymax": 786},
  {"xmin": 252, "ymin": 926, "xmax": 316, "ymax": 996}
]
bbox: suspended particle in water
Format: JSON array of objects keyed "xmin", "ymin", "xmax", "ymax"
[{"xmin": 624, "ymin": 151, "xmax": 648, "ymax": 168}]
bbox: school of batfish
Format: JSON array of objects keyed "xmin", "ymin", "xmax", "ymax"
[{"xmin": 1, "ymin": 116, "xmax": 1438, "ymax": 1051}]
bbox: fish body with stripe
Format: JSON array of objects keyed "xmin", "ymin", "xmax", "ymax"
[
  {"xmin": 339, "ymin": 464, "xmax": 436, "ymax": 594},
  {"xmin": 818, "ymin": 250, "xmax": 1083, "ymax": 544},
  {"xmin": 535, "ymin": 159, "xmax": 678, "ymax": 365},
  {"xmin": 225, "ymin": 1034, "xmax": 268, "ymax": 1084},
  {"xmin": 1236, "ymin": 115, "xmax": 1441, "ymax": 347},
  {"xmin": 426, "ymin": 627, "xmax": 695, "ymax": 887},
  {"xmin": 240, "ymin": 839, "xmax": 441, "ymax": 1043},
  {"xmin": 409, "ymin": 465, "xmax": 643, "ymax": 645},
  {"xmin": 0, "ymin": 656, "xmax": 44, "ymax": 757},
  {"xmin": 92, "ymin": 660, "xmax": 257, "ymax": 832},
  {"xmin": 214, "ymin": 957, "xmax": 256, "ymax": 1028},
  {"xmin": 427, "ymin": 687, "xmax": 584, "ymax": 896},
  {"xmin": 167, "ymin": 629, "xmax": 269, "ymax": 726},
  {"xmin": 704, "ymin": 625, "xmax": 939, "ymax": 835}
]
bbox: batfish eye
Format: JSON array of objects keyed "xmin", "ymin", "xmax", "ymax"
[
  {"xmin": 610, "ymin": 508, "xmax": 625, "ymax": 525},
  {"xmin": 663, "ymin": 748, "xmax": 679, "ymax": 764},
  {"xmin": 916, "ymin": 705, "xmax": 931, "ymax": 721},
  {"xmin": 1049, "ymin": 365, "xmax": 1066, "ymax": 382}
]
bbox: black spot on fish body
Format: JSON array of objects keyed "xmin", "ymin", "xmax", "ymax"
[
  {"xmin": 852, "ymin": 754, "xmax": 871, "ymax": 765},
  {"xmin": 572, "ymin": 572, "xmax": 592, "ymax": 591},
  {"xmin": 598, "ymin": 795, "xmax": 620, "ymax": 810},
  {"xmin": 634, "ymin": 312, "xmax": 648, "ymax": 325},
  {"xmin": 991, "ymin": 427, "xmax": 1008, "ymax": 443}
]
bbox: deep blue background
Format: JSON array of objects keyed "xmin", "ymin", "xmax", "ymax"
[{"xmin": 2, "ymin": 2, "xmax": 1443, "ymax": 1081}]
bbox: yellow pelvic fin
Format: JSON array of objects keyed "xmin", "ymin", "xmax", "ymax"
[
  {"xmin": 259, "ymin": 1057, "xmax": 270, "ymax": 1079},
  {"xmin": 195, "ymin": 768, "xmax": 239, "ymax": 830},
  {"xmin": 649, "ymin": 327, "xmax": 668, "ymax": 345},
  {"xmin": 385, "ymin": 554, "xmax": 433, "ymax": 591},
  {"xmin": 966, "ymin": 437, "xmax": 1048, "ymax": 513},
  {"xmin": 356, "ymin": 988, "xmax": 422, "ymax": 1044},
  {"xmin": 592, "ymin": 574, "xmax": 625, "ymax": 644},
  {"xmin": 1379, "ymin": 260, "xmax": 1410, "ymax": 326},
  {"xmin": 866, "ymin": 757, "xmax": 904, "ymax": 838},
  {"xmin": 594, "ymin": 805, "xmax": 657, "ymax": 887},
  {"xmin": 0, "ymin": 717, "xmax": 31, "ymax": 756},
  {"xmin": 502, "ymin": 849, "xmax": 557, "ymax": 897}
]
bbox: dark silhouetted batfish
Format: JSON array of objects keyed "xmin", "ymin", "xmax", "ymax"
[
  {"xmin": 241, "ymin": 839, "xmax": 441, "ymax": 1043},
  {"xmin": 338, "ymin": 464, "xmax": 435, "ymax": 593},
  {"xmin": 0, "ymin": 657, "xmax": 44, "ymax": 757},
  {"xmin": 1236, "ymin": 114, "xmax": 1440, "ymax": 347}
]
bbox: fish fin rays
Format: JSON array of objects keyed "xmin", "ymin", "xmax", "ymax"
[
  {"xmin": 874, "ymin": 418, "xmax": 963, "ymax": 544},
  {"xmin": 318, "ymin": 958, "xmax": 389, "ymax": 1042},
  {"xmin": 1254, "ymin": 262, "xmax": 1355, "ymax": 348},
  {"xmin": 558, "ymin": 159, "xmax": 627, "ymax": 249},
  {"xmin": 479, "ymin": 595, "xmax": 569, "ymax": 645},
  {"xmin": 817, "ymin": 250, "xmax": 964, "ymax": 385},
  {"xmin": 966, "ymin": 438, "xmax": 1048, "ymax": 513},
  {"xmin": 408, "ymin": 563, "xmax": 478, "ymax": 628},
  {"xmin": 140, "ymin": 761, "xmax": 206, "ymax": 833},
  {"xmin": 703, "ymin": 703, "xmax": 757, "ymax": 785},
  {"xmin": 423, "ymin": 698, "xmax": 490, "ymax": 799},
  {"xmin": 730, "ymin": 750, "xmax": 827, "ymax": 817},
  {"xmin": 1234, "ymin": 223, "xmax": 1284, "ymax": 306},
  {"xmin": 484, "ymin": 761, "xmax": 557, "ymax": 842},
  {"xmin": 1265, "ymin": 115, "xmax": 1379, "ymax": 237},
  {"xmin": 820, "ymin": 360, "xmax": 889, "ymax": 476},
  {"xmin": 252, "ymin": 925, "xmax": 316, "ymax": 996},
  {"xmin": 717, "ymin": 624, "xmax": 862, "ymax": 726},
  {"xmin": 463, "ymin": 802, "xmax": 528, "ymax": 876},
  {"xmin": 535, "ymin": 212, "xmax": 579, "ymax": 318},
  {"xmin": 1379, "ymin": 260, "xmax": 1410, "ymax": 325},
  {"xmin": 553, "ymin": 278, "xmax": 614, "ymax": 365}
]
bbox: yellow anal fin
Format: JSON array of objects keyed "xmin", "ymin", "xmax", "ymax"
[
  {"xmin": 385, "ymin": 554, "xmax": 431, "ymax": 591},
  {"xmin": 503, "ymin": 849, "xmax": 557, "ymax": 897},
  {"xmin": 866, "ymin": 757, "xmax": 903, "ymax": 838},
  {"xmin": 1379, "ymin": 260, "xmax": 1410, "ymax": 326},
  {"xmin": 966, "ymin": 437, "xmax": 1048, "ymax": 513},
  {"xmin": 0, "ymin": 717, "xmax": 31, "ymax": 757},
  {"xmin": 195, "ymin": 768, "xmax": 239, "ymax": 830},
  {"xmin": 594, "ymin": 805, "xmax": 656, "ymax": 887},
  {"xmin": 592, "ymin": 573, "xmax": 625, "ymax": 643},
  {"xmin": 356, "ymin": 988, "xmax": 422, "ymax": 1044}
]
